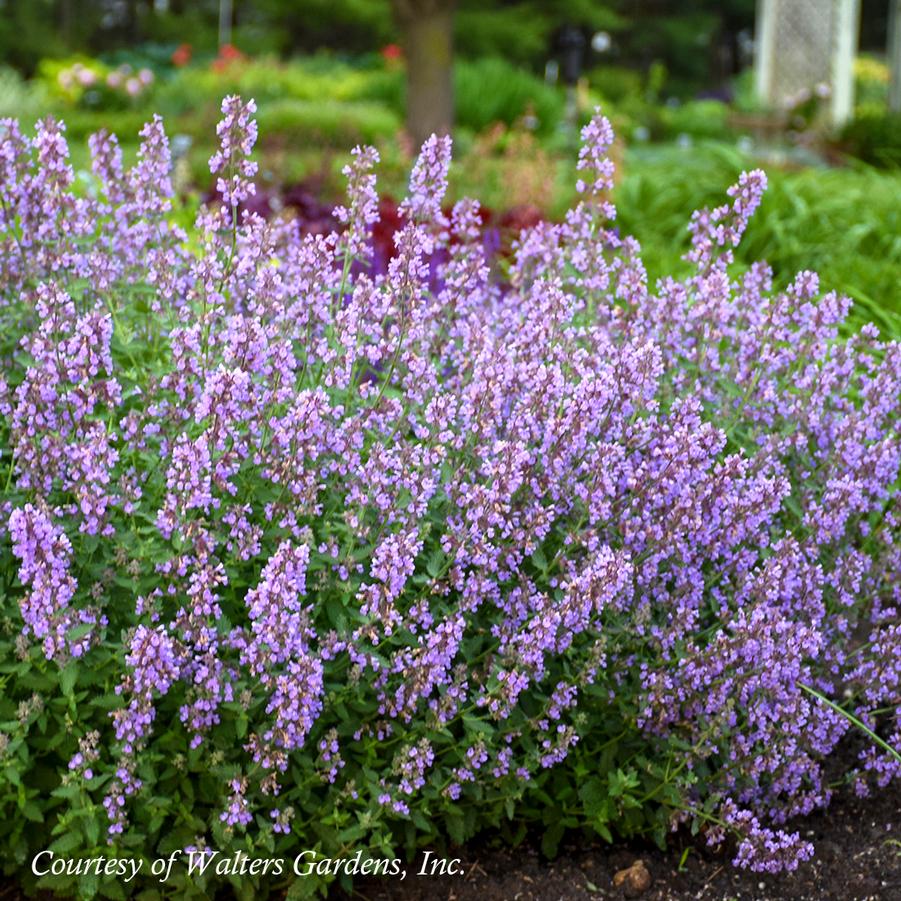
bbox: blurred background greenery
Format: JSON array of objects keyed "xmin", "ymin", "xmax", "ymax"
[{"xmin": 0, "ymin": 0, "xmax": 899, "ymax": 334}]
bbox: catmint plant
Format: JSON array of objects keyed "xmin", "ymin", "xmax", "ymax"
[{"xmin": 0, "ymin": 96, "xmax": 897, "ymax": 898}]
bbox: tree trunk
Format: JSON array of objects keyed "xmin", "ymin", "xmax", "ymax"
[{"xmin": 392, "ymin": 0, "xmax": 456, "ymax": 148}]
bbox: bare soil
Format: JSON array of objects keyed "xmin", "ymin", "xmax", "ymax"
[{"xmin": 339, "ymin": 779, "xmax": 901, "ymax": 901}]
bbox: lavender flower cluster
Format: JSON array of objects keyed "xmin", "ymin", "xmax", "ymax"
[{"xmin": 0, "ymin": 97, "xmax": 898, "ymax": 879}]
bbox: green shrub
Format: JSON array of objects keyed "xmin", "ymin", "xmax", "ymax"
[
  {"xmin": 256, "ymin": 98, "xmax": 401, "ymax": 148},
  {"xmin": 841, "ymin": 109, "xmax": 901, "ymax": 169},
  {"xmin": 454, "ymin": 57, "xmax": 563, "ymax": 135},
  {"xmin": 0, "ymin": 67, "xmax": 43, "ymax": 121},
  {"xmin": 656, "ymin": 99, "xmax": 732, "ymax": 141},
  {"xmin": 55, "ymin": 109, "xmax": 154, "ymax": 143},
  {"xmin": 155, "ymin": 56, "xmax": 403, "ymax": 116},
  {"xmin": 615, "ymin": 141, "xmax": 901, "ymax": 335},
  {"xmin": 588, "ymin": 65, "xmax": 645, "ymax": 106}
]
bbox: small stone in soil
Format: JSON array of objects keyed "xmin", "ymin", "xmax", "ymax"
[{"xmin": 612, "ymin": 859, "xmax": 652, "ymax": 897}]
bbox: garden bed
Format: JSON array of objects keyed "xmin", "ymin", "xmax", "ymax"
[
  {"xmin": 341, "ymin": 778, "xmax": 900, "ymax": 901},
  {"xmin": 3, "ymin": 774, "xmax": 894, "ymax": 900}
]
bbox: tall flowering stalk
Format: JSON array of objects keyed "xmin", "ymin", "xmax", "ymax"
[
  {"xmin": 0, "ymin": 96, "xmax": 897, "ymax": 889},
  {"xmin": 7, "ymin": 503, "xmax": 102, "ymax": 659}
]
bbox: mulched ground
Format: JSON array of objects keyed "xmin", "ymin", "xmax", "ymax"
[{"xmin": 339, "ymin": 779, "xmax": 901, "ymax": 901}]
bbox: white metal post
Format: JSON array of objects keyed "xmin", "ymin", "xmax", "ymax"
[
  {"xmin": 830, "ymin": 0, "xmax": 860, "ymax": 126},
  {"xmin": 754, "ymin": 0, "xmax": 777, "ymax": 106},
  {"xmin": 219, "ymin": 0, "xmax": 234, "ymax": 49}
]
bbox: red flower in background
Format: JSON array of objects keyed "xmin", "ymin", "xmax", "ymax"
[
  {"xmin": 171, "ymin": 43, "xmax": 192, "ymax": 67},
  {"xmin": 381, "ymin": 44, "xmax": 403, "ymax": 67},
  {"xmin": 212, "ymin": 43, "xmax": 245, "ymax": 72}
]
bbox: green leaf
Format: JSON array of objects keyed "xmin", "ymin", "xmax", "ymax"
[
  {"xmin": 462, "ymin": 714, "xmax": 493, "ymax": 736},
  {"xmin": 99, "ymin": 878, "xmax": 127, "ymax": 900},
  {"xmin": 67, "ymin": 622, "xmax": 94, "ymax": 642},
  {"xmin": 84, "ymin": 814, "xmax": 100, "ymax": 847},
  {"xmin": 51, "ymin": 783, "xmax": 81, "ymax": 801},
  {"xmin": 22, "ymin": 800, "xmax": 43, "ymax": 823},
  {"xmin": 59, "ymin": 662, "xmax": 78, "ymax": 698},
  {"xmin": 337, "ymin": 822, "xmax": 366, "ymax": 843},
  {"xmin": 578, "ymin": 777, "xmax": 606, "ymax": 818},
  {"xmin": 426, "ymin": 548, "xmax": 445, "ymax": 578},
  {"xmin": 80, "ymin": 873, "xmax": 100, "ymax": 899},
  {"xmin": 324, "ymin": 596, "xmax": 347, "ymax": 630},
  {"xmin": 607, "ymin": 767, "xmax": 640, "ymax": 799},
  {"xmin": 541, "ymin": 820, "xmax": 565, "ymax": 858},
  {"xmin": 90, "ymin": 694, "xmax": 123, "ymax": 710},
  {"xmin": 50, "ymin": 830, "xmax": 83, "ymax": 854},
  {"xmin": 286, "ymin": 877, "xmax": 322, "ymax": 900},
  {"xmin": 445, "ymin": 811, "xmax": 465, "ymax": 846}
]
